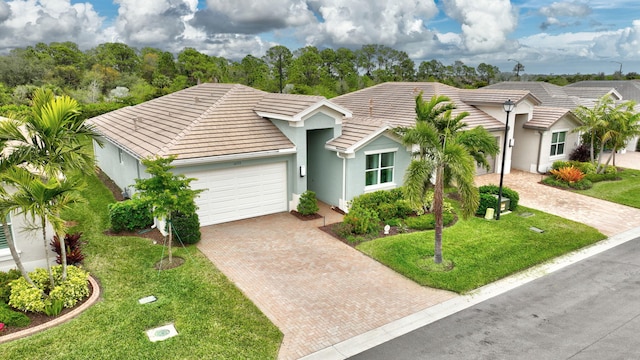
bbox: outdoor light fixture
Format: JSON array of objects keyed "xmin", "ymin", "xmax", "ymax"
[{"xmin": 496, "ymin": 99, "xmax": 515, "ymax": 220}]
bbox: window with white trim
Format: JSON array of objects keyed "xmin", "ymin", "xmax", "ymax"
[
  {"xmin": 550, "ymin": 131, "xmax": 566, "ymax": 156},
  {"xmin": 365, "ymin": 152, "xmax": 395, "ymax": 186},
  {"xmin": 0, "ymin": 216, "xmax": 12, "ymax": 250}
]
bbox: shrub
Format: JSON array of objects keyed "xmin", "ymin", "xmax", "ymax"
[
  {"xmin": 551, "ymin": 160, "xmax": 570, "ymax": 171},
  {"xmin": 568, "ymin": 161, "xmax": 596, "ymax": 175},
  {"xmin": 394, "ymin": 200, "xmax": 414, "ymax": 218},
  {"xmin": 478, "ymin": 185, "xmax": 519, "ymax": 211},
  {"xmin": 108, "ymin": 198, "xmax": 153, "ymax": 232},
  {"xmin": 584, "ymin": 172, "xmax": 619, "ymax": 182},
  {"xmin": 405, "ymin": 213, "xmax": 455, "ymax": 230},
  {"xmin": 377, "ymin": 202, "xmax": 399, "ymax": 222},
  {"xmin": 333, "ymin": 222, "xmax": 355, "ymax": 239},
  {"xmin": 476, "ymin": 193, "xmax": 498, "ymax": 216},
  {"xmin": 569, "ymin": 144, "xmax": 591, "ymax": 162},
  {"xmin": 569, "ymin": 179, "xmax": 593, "ymax": 190},
  {"xmin": 9, "ymin": 265, "xmax": 90, "ymax": 314},
  {"xmin": 550, "ymin": 166, "xmax": 585, "ymax": 183},
  {"xmin": 0, "ymin": 269, "xmax": 21, "ymax": 303},
  {"xmin": 50, "ymin": 233, "xmax": 85, "ymax": 265},
  {"xmin": 343, "ymin": 205, "xmax": 380, "ymax": 235},
  {"xmin": 603, "ymin": 164, "xmax": 618, "ymax": 174},
  {"xmin": 350, "ymin": 189, "xmax": 404, "ymax": 210},
  {"xmin": 297, "ymin": 190, "xmax": 319, "ymax": 216},
  {"xmin": 169, "ymin": 211, "xmax": 201, "ymax": 245},
  {"xmin": 0, "ymin": 301, "xmax": 30, "ymax": 327},
  {"xmin": 542, "ymin": 176, "xmax": 570, "ymax": 189}
]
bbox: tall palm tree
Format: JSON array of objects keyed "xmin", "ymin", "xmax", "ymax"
[
  {"xmin": 0, "ymin": 88, "xmax": 100, "ymax": 280},
  {"xmin": 600, "ymin": 101, "xmax": 640, "ymax": 168},
  {"xmin": 0, "ymin": 167, "xmax": 84, "ymax": 287},
  {"xmin": 572, "ymin": 95, "xmax": 614, "ymax": 166},
  {"xmin": 396, "ymin": 93, "xmax": 498, "ymax": 264}
]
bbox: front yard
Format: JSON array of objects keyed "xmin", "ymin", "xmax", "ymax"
[
  {"xmin": 357, "ymin": 206, "xmax": 606, "ymax": 294},
  {"xmin": 1, "ymin": 173, "xmax": 282, "ymax": 359},
  {"xmin": 573, "ymin": 168, "xmax": 640, "ymax": 208}
]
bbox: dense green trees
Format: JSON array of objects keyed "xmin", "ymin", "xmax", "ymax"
[{"xmin": 0, "ymin": 40, "xmax": 637, "ymax": 112}]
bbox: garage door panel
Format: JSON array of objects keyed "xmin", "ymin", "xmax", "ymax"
[{"xmin": 186, "ymin": 162, "xmax": 288, "ymax": 226}]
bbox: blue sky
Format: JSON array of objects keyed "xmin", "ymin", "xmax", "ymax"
[{"xmin": 1, "ymin": 0, "xmax": 639, "ymax": 75}]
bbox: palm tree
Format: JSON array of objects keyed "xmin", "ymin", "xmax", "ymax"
[
  {"xmin": 0, "ymin": 167, "xmax": 84, "ymax": 287},
  {"xmin": 600, "ymin": 101, "xmax": 640, "ymax": 168},
  {"xmin": 396, "ymin": 93, "xmax": 498, "ymax": 264},
  {"xmin": 572, "ymin": 95, "xmax": 611, "ymax": 164},
  {"xmin": 0, "ymin": 88, "xmax": 100, "ymax": 280}
]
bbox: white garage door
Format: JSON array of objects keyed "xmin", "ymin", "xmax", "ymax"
[{"xmin": 186, "ymin": 162, "xmax": 288, "ymax": 226}]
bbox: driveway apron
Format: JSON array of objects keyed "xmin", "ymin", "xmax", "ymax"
[
  {"xmin": 475, "ymin": 154, "xmax": 640, "ymax": 237},
  {"xmin": 198, "ymin": 203, "xmax": 456, "ymax": 360}
]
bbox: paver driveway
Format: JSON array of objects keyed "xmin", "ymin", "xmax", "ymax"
[
  {"xmin": 198, "ymin": 203, "xmax": 456, "ymax": 360},
  {"xmin": 475, "ymin": 165, "xmax": 640, "ymax": 236}
]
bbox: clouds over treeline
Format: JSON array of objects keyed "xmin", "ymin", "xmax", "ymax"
[{"xmin": 0, "ymin": 0, "xmax": 638, "ymax": 71}]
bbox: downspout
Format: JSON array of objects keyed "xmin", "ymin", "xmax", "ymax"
[
  {"xmin": 341, "ymin": 154, "xmax": 347, "ymax": 211},
  {"xmin": 535, "ymin": 130, "xmax": 547, "ymax": 174}
]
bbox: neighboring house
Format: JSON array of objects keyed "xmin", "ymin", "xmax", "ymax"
[
  {"xmin": 89, "ymin": 82, "xmax": 582, "ymax": 226},
  {"xmin": 566, "ymin": 80, "xmax": 640, "ymax": 151},
  {"xmin": 487, "ymin": 81, "xmax": 639, "ymax": 152}
]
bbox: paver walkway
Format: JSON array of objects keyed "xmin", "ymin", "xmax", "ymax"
[
  {"xmin": 475, "ymin": 152, "xmax": 640, "ymax": 236},
  {"xmin": 198, "ymin": 202, "xmax": 456, "ymax": 360}
]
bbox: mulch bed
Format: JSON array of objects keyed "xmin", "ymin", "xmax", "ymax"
[
  {"xmin": 289, "ymin": 210, "xmax": 323, "ymax": 221},
  {"xmin": 0, "ymin": 280, "xmax": 94, "ymax": 337}
]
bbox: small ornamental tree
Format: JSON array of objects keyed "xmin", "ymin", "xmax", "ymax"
[
  {"xmin": 297, "ymin": 190, "xmax": 319, "ymax": 216},
  {"xmin": 134, "ymin": 155, "xmax": 203, "ymax": 264}
]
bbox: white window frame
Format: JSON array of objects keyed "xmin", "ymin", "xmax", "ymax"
[
  {"xmin": 0, "ymin": 214, "xmax": 14, "ymax": 260},
  {"xmin": 550, "ymin": 130, "xmax": 567, "ymax": 157},
  {"xmin": 364, "ymin": 148, "xmax": 397, "ymax": 192}
]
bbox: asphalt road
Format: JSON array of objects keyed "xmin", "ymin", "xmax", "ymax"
[{"xmin": 350, "ymin": 237, "xmax": 640, "ymax": 360}]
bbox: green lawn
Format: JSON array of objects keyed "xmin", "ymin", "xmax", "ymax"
[
  {"xmin": 357, "ymin": 207, "xmax": 605, "ymax": 294},
  {"xmin": 575, "ymin": 168, "xmax": 640, "ymax": 208},
  {"xmin": 1, "ymin": 173, "xmax": 282, "ymax": 359}
]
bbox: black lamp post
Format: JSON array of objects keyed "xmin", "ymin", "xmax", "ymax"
[{"xmin": 496, "ymin": 99, "xmax": 515, "ymax": 220}]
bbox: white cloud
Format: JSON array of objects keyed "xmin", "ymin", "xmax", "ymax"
[
  {"xmin": 0, "ymin": 0, "xmax": 107, "ymax": 51},
  {"xmin": 441, "ymin": 0, "xmax": 517, "ymax": 53},
  {"xmin": 305, "ymin": 0, "xmax": 439, "ymax": 46},
  {"xmin": 538, "ymin": 1, "xmax": 592, "ymax": 30},
  {"xmin": 113, "ymin": 0, "xmax": 196, "ymax": 47}
]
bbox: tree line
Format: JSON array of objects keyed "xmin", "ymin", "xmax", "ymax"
[{"xmin": 1, "ymin": 41, "xmax": 638, "ymax": 112}]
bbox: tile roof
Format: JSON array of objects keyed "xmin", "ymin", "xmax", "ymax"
[
  {"xmin": 325, "ymin": 116, "xmax": 390, "ymax": 151},
  {"xmin": 566, "ymin": 80, "xmax": 640, "ymax": 102},
  {"xmin": 88, "ymin": 83, "xmax": 297, "ymax": 160},
  {"xmin": 484, "ymin": 81, "xmax": 585, "ymax": 109},
  {"xmin": 523, "ymin": 106, "xmax": 576, "ymax": 130},
  {"xmin": 254, "ymin": 93, "xmax": 326, "ymax": 118},
  {"xmin": 327, "ymin": 82, "xmax": 542, "ymax": 151}
]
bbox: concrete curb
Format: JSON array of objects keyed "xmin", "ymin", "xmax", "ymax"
[
  {"xmin": 301, "ymin": 226, "xmax": 640, "ymax": 360},
  {"xmin": 0, "ymin": 275, "xmax": 101, "ymax": 344}
]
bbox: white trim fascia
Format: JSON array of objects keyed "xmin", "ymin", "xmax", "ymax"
[
  {"xmin": 255, "ymin": 100, "xmax": 352, "ymax": 123},
  {"xmin": 172, "ymin": 147, "xmax": 297, "ymax": 167},
  {"xmin": 364, "ymin": 147, "xmax": 399, "ymax": 155},
  {"xmin": 344, "ymin": 125, "xmax": 393, "ymax": 153},
  {"xmin": 96, "ymin": 134, "xmax": 142, "ymax": 160}
]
